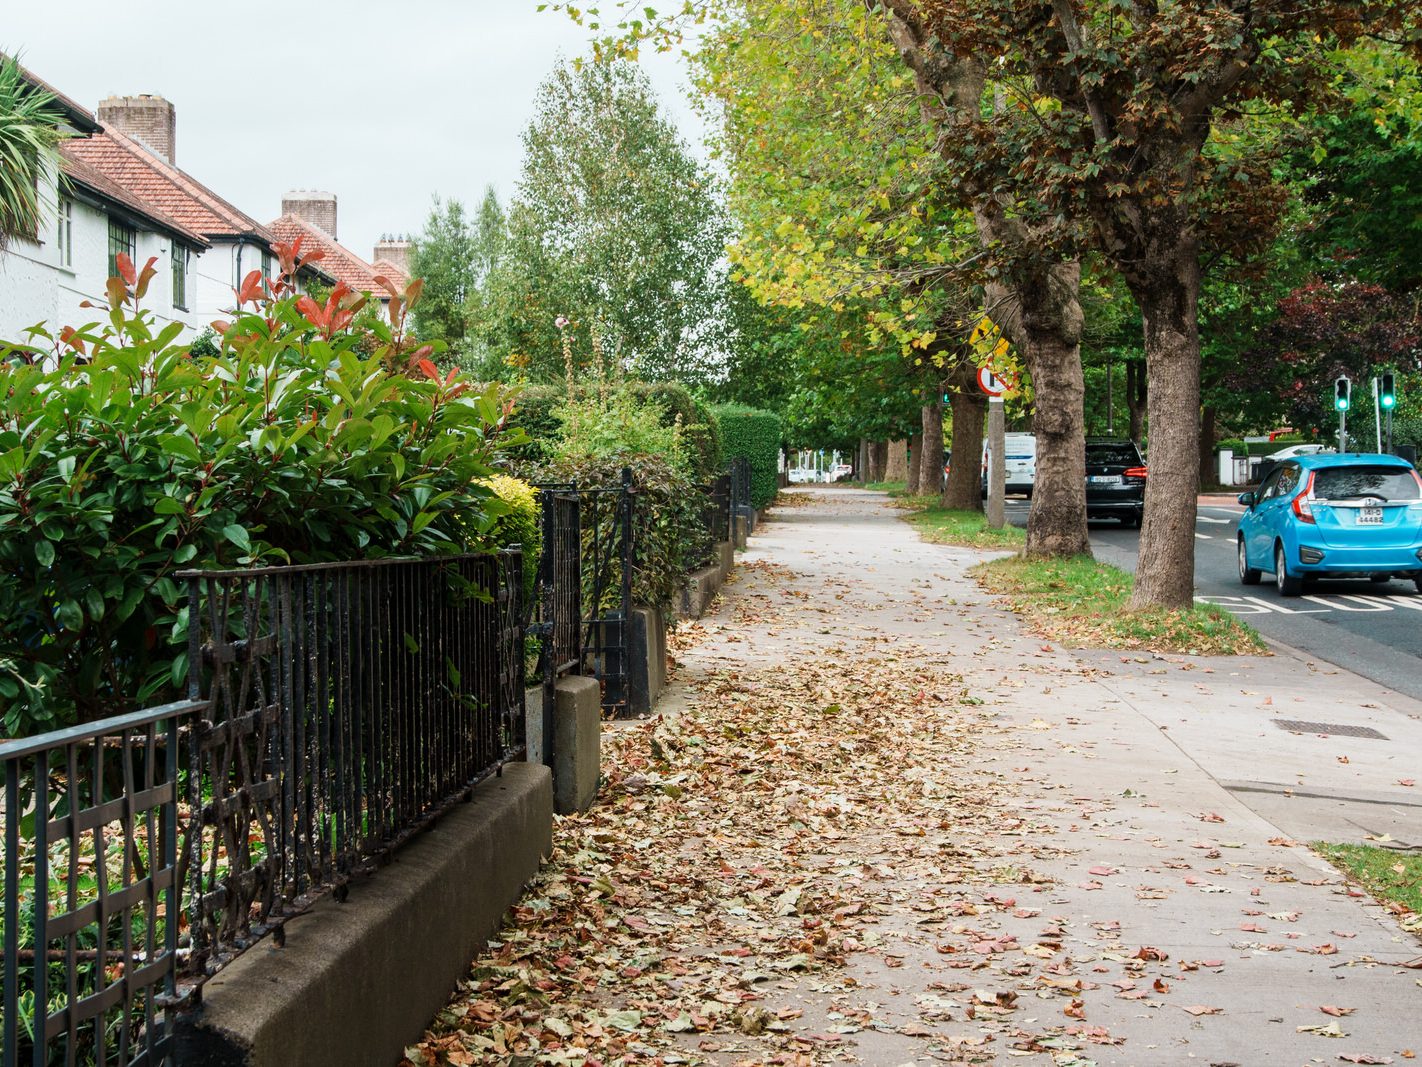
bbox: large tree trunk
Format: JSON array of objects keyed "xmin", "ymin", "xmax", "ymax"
[
  {"xmin": 1126, "ymin": 360, "xmax": 1147, "ymax": 442},
  {"xmin": 1128, "ymin": 242, "xmax": 1202, "ymax": 610},
  {"xmin": 885, "ymin": 439, "xmax": 909, "ymax": 482},
  {"xmin": 920, "ymin": 399, "xmax": 945, "ymax": 502},
  {"xmin": 1199, "ymin": 405, "xmax": 1216, "ymax": 487},
  {"xmin": 943, "ymin": 364, "xmax": 985, "ymax": 511},
  {"xmin": 1017, "ymin": 265, "xmax": 1091, "ymax": 557},
  {"xmin": 880, "ymin": 5, "xmax": 1086, "ymax": 551},
  {"xmin": 905, "ymin": 434, "xmax": 921, "ymax": 494},
  {"xmin": 868, "ymin": 440, "xmax": 888, "ymax": 483}
]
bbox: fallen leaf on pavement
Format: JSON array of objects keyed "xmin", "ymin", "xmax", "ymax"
[
  {"xmin": 1182, "ymin": 1004, "xmax": 1222, "ymax": 1016},
  {"xmin": 1320, "ymin": 1005, "xmax": 1356, "ymax": 1017}
]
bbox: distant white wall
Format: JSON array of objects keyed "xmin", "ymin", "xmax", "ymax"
[{"xmin": 0, "ymin": 170, "xmax": 207, "ymax": 348}]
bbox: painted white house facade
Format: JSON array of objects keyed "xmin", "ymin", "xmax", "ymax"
[{"xmin": 1, "ymin": 66, "xmax": 411, "ymax": 351}]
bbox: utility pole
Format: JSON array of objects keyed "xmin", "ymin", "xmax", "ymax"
[
  {"xmin": 1106, "ymin": 356, "xmax": 1114, "ymax": 435},
  {"xmin": 986, "ymin": 396, "xmax": 1006, "ymax": 529},
  {"xmin": 1372, "ymin": 377, "xmax": 1382, "ymax": 453},
  {"xmin": 1335, "ymin": 376, "xmax": 1351, "ymax": 453}
]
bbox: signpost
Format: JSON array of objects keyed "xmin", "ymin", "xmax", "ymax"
[
  {"xmin": 978, "ymin": 367, "xmax": 1008, "ymax": 529},
  {"xmin": 1334, "ymin": 376, "xmax": 1351, "ymax": 453}
]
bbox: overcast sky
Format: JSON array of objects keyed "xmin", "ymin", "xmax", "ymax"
[{"xmin": 5, "ymin": 1, "xmax": 707, "ymax": 261}]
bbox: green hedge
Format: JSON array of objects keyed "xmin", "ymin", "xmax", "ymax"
[
  {"xmin": 0, "ymin": 287, "xmax": 511, "ymax": 736},
  {"xmin": 713, "ymin": 403, "xmax": 782, "ymax": 509},
  {"xmin": 626, "ymin": 382, "xmax": 723, "ymax": 482},
  {"xmin": 509, "ymin": 381, "xmax": 722, "ymax": 481}
]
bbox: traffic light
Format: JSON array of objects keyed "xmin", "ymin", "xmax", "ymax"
[
  {"xmin": 1334, "ymin": 376, "xmax": 1351, "ymax": 412},
  {"xmin": 1381, "ymin": 372, "xmax": 1397, "ymax": 411}
]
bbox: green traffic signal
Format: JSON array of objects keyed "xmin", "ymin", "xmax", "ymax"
[
  {"xmin": 1381, "ymin": 372, "xmax": 1397, "ymax": 410},
  {"xmin": 1334, "ymin": 376, "xmax": 1351, "ymax": 412}
]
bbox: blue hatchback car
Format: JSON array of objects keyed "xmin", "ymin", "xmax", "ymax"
[{"xmin": 1237, "ymin": 453, "xmax": 1422, "ymax": 596}]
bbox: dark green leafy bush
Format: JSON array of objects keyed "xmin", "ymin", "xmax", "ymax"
[
  {"xmin": 0, "ymin": 253, "xmax": 518, "ymax": 736},
  {"xmin": 537, "ymin": 452, "xmax": 706, "ymax": 610},
  {"xmin": 524, "ymin": 385, "xmax": 715, "ymax": 609},
  {"xmin": 625, "ymin": 382, "xmax": 723, "ymax": 482},
  {"xmin": 713, "ymin": 402, "xmax": 782, "ymax": 508}
]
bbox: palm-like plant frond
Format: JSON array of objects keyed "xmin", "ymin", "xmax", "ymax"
[{"xmin": 0, "ymin": 55, "xmax": 65, "ymax": 250}]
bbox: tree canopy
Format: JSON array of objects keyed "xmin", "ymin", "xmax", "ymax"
[{"xmin": 480, "ymin": 58, "xmax": 730, "ymax": 384}]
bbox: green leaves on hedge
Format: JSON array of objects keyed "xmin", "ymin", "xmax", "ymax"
[
  {"xmin": 712, "ymin": 403, "xmax": 782, "ymax": 510},
  {"xmin": 0, "ymin": 294, "xmax": 515, "ymax": 735}
]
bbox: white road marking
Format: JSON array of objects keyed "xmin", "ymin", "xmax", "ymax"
[
  {"xmin": 1196, "ymin": 515, "xmax": 1230, "ymax": 524},
  {"xmin": 1303, "ymin": 594, "xmax": 1391, "ymax": 612},
  {"xmin": 1242, "ymin": 596, "xmax": 1326, "ymax": 614},
  {"xmin": 1198, "ymin": 591, "xmax": 1421, "ymax": 616},
  {"xmin": 1194, "ymin": 533, "xmax": 1211, "ymax": 540}
]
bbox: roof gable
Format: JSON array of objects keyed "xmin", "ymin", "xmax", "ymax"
[
  {"xmin": 268, "ymin": 215, "xmax": 408, "ymax": 297},
  {"xmin": 62, "ymin": 129, "xmax": 274, "ymax": 244}
]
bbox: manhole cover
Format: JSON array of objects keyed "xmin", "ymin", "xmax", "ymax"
[{"xmin": 1272, "ymin": 719, "xmax": 1389, "ymax": 740}]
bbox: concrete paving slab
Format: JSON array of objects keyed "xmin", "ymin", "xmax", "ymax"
[{"xmin": 661, "ymin": 487, "xmax": 1422, "ymax": 1065}]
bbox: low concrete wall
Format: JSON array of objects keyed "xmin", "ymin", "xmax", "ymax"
[
  {"xmin": 176, "ymin": 764, "xmax": 552, "ymax": 1067},
  {"xmin": 629, "ymin": 606, "xmax": 667, "ymax": 715},
  {"xmin": 680, "ymin": 540, "xmax": 733, "ymax": 619},
  {"xmin": 553, "ymin": 674, "xmax": 601, "ymax": 814},
  {"xmin": 679, "ymin": 563, "xmax": 721, "ymax": 619}
]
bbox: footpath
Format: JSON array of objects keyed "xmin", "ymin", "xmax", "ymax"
[{"xmin": 413, "ymin": 488, "xmax": 1422, "ymax": 1067}]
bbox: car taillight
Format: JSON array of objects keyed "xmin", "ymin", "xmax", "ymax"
[
  {"xmin": 1292, "ymin": 471, "xmax": 1317, "ymax": 524},
  {"xmin": 1124, "ymin": 466, "xmax": 1148, "ymax": 480}
]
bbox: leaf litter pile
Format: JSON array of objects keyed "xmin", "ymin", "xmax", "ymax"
[
  {"xmin": 405, "ymin": 560, "xmax": 1087, "ymax": 1066},
  {"xmin": 405, "ymin": 517, "xmax": 1422, "ymax": 1067}
]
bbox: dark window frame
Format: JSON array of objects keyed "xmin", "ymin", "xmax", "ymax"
[
  {"xmin": 171, "ymin": 245, "xmax": 190, "ymax": 311},
  {"xmin": 107, "ymin": 217, "xmax": 136, "ymax": 279}
]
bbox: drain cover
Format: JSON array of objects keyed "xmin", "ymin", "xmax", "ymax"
[{"xmin": 1273, "ymin": 718, "xmax": 1389, "ymax": 740}]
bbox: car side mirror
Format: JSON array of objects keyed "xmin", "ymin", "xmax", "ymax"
[{"xmin": 1237, "ymin": 491, "xmax": 1256, "ymax": 507}]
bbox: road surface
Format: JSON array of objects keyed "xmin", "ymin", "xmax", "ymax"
[{"xmin": 1003, "ymin": 497, "xmax": 1422, "ymax": 702}]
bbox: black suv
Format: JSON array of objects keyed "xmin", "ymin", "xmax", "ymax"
[{"xmin": 1085, "ymin": 439, "xmax": 1147, "ymax": 526}]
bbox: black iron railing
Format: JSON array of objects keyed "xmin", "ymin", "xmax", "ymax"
[
  {"xmin": 531, "ymin": 470, "xmax": 635, "ymax": 721},
  {"xmin": 729, "ymin": 456, "xmax": 755, "ymax": 535},
  {"xmin": 2, "ymin": 702, "xmax": 195, "ymax": 1067},
  {"xmin": 1, "ymin": 550, "xmax": 524, "ymax": 1066},
  {"xmin": 699, "ymin": 474, "xmax": 732, "ymax": 555},
  {"xmin": 532, "ymin": 489, "xmax": 583, "ymax": 764}
]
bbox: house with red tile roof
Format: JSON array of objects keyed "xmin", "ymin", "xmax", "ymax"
[
  {"xmin": 0, "ymin": 64, "xmax": 216, "ymax": 345},
  {"xmin": 1, "ymin": 68, "xmax": 338, "ymax": 347},
  {"xmin": 268, "ymin": 193, "xmax": 410, "ymax": 311}
]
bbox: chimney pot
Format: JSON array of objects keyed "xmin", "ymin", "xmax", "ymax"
[
  {"xmin": 282, "ymin": 191, "xmax": 338, "ymax": 239},
  {"xmin": 98, "ymin": 95, "xmax": 176, "ymax": 164},
  {"xmin": 372, "ymin": 235, "xmax": 413, "ymax": 277}
]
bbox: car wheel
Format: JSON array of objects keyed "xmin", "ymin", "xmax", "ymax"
[
  {"xmin": 1274, "ymin": 543, "xmax": 1302, "ymax": 597},
  {"xmin": 1126, "ymin": 512, "xmax": 1142, "ymax": 529},
  {"xmin": 1369, "ymin": 573, "xmax": 1391, "ymax": 583},
  {"xmin": 1238, "ymin": 537, "xmax": 1261, "ymax": 585},
  {"xmin": 1414, "ymin": 577, "xmax": 1422, "ymax": 595}
]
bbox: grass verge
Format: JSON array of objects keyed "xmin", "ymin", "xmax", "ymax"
[
  {"xmin": 905, "ymin": 507, "xmax": 1026, "ymax": 551},
  {"xmin": 865, "ymin": 480, "xmax": 907, "ymax": 493},
  {"xmin": 1314, "ymin": 843, "xmax": 1422, "ymax": 933},
  {"xmin": 971, "ymin": 554, "xmax": 1267, "ymax": 655}
]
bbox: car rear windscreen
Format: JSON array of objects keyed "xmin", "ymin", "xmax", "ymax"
[
  {"xmin": 1085, "ymin": 444, "xmax": 1141, "ymax": 466},
  {"xmin": 1312, "ymin": 465, "xmax": 1420, "ymax": 501}
]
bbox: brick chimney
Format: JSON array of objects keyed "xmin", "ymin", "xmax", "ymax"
[
  {"xmin": 372, "ymin": 234, "xmax": 413, "ymax": 276},
  {"xmin": 98, "ymin": 95, "xmax": 176, "ymax": 164},
  {"xmin": 281, "ymin": 191, "xmax": 338, "ymax": 238}
]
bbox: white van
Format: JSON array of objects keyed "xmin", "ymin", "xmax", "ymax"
[{"xmin": 981, "ymin": 433, "xmax": 1038, "ymax": 497}]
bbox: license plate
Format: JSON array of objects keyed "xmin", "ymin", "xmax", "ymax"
[
  {"xmin": 1089, "ymin": 475, "xmax": 1121, "ymax": 485},
  {"xmin": 1358, "ymin": 506, "xmax": 1383, "ymax": 525}
]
